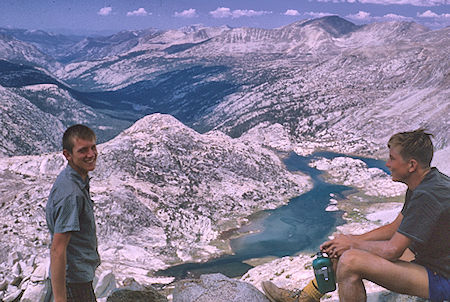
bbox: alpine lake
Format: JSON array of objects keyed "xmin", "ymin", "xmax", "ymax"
[{"xmin": 156, "ymin": 151, "xmax": 390, "ymax": 279}]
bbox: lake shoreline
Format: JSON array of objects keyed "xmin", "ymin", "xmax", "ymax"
[{"xmin": 156, "ymin": 151, "xmax": 397, "ymax": 280}]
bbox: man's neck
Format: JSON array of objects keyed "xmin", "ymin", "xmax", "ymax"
[
  {"xmin": 68, "ymin": 162, "xmax": 88, "ymax": 182},
  {"xmin": 407, "ymin": 167, "xmax": 431, "ymax": 191}
]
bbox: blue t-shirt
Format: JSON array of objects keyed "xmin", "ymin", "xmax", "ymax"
[
  {"xmin": 398, "ymin": 167, "xmax": 450, "ymax": 279},
  {"xmin": 46, "ymin": 165, "xmax": 100, "ymax": 283}
]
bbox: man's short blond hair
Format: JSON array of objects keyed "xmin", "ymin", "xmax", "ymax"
[{"xmin": 388, "ymin": 129, "xmax": 434, "ymax": 168}]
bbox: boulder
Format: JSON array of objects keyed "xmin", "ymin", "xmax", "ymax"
[
  {"xmin": 106, "ymin": 288, "xmax": 168, "ymax": 302},
  {"xmin": 122, "ymin": 277, "xmax": 147, "ymax": 291},
  {"xmin": 95, "ymin": 270, "xmax": 117, "ymax": 298},
  {"xmin": 3, "ymin": 286, "xmax": 22, "ymax": 302},
  {"xmin": 374, "ymin": 291, "xmax": 428, "ymax": 302},
  {"xmin": 8, "ymin": 252, "xmax": 23, "ymax": 266},
  {"xmin": 106, "ymin": 277, "xmax": 167, "ymax": 302},
  {"xmin": 11, "ymin": 262, "xmax": 21, "ymax": 276},
  {"xmin": 20, "ymin": 260, "xmax": 34, "ymax": 277},
  {"xmin": 173, "ymin": 273, "xmax": 270, "ymax": 302},
  {"xmin": 0, "ymin": 279, "xmax": 8, "ymax": 291},
  {"xmin": 29, "ymin": 261, "xmax": 49, "ymax": 283},
  {"xmin": 20, "ymin": 260, "xmax": 51, "ymax": 302},
  {"xmin": 20, "ymin": 280, "xmax": 51, "ymax": 302}
]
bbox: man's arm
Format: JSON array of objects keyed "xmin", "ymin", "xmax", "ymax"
[
  {"xmin": 320, "ymin": 213, "xmax": 405, "ymax": 258},
  {"xmin": 50, "ymin": 232, "xmax": 71, "ymax": 302},
  {"xmin": 322, "ymin": 231, "xmax": 411, "ymax": 260},
  {"xmin": 351, "ymin": 231, "xmax": 411, "ymax": 260}
]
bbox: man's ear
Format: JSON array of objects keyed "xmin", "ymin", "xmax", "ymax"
[
  {"xmin": 63, "ymin": 149, "xmax": 72, "ymax": 161},
  {"xmin": 408, "ymin": 158, "xmax": 419, "ymax": 173}
]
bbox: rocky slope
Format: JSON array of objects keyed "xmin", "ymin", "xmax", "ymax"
[
  {"xmin": 60, "ymin": 29, "xmax": 160, "ymax": 63},
  {"xmin": 0, "ymin": 84, "xmax": 65, "ymax": 157},
  {"xmin": 0, "ymin": 113, "xmax": 311, "ymax": 284},
  {"xmin": 0, "ymin": 82, "xmax": 132, "ymax": 157},
  {"xmin": 0, "ymin": 32, "xmax": 61, "ymax": 72},
  {"xmin": 0, "ymin": 59, "xmax": 133, "ymax": 156},
  {"xmin": 198, "ymin": 24, "xmax": 449, "ymax": 156},
  {"xmin": 0, "ymin": 28, "xmax": 83, "ymax": 62}
]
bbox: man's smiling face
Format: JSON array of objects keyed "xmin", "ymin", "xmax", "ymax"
[{"xmin": 64, "ymin": 137, "xmax": 97, "ymax": 180}]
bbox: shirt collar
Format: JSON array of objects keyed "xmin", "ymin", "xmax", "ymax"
[
  {"xmin": 65, "ymin": 164, "xmax": 90, "ymax": 191},
  {"xmin": 422, "ymin": 167, "xmax": 437, "ymax": 182},
  {"xmin": 411, "ymin": 167, "xmax": 437, "ymax": 192}
]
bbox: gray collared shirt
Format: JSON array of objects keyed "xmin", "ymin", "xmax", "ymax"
[
  {"xmin": 399, "ymin": 167, "xmax": 450, "ymax": 279},
  {"xmin": 46, "ymin": 165, "xmax": 100, "ymax": 283}
]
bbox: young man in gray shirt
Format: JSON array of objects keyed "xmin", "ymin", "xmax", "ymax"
[
  {"xmin": 262, "ymin": 129, "xmax": 449, "ymax": 302},
  {"xmin": 46, "ymin": 125, "xmax": 100, "ymax": 302}
]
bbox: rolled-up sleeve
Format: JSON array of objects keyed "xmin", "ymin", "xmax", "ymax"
[{"xmin": 53, "ymin": 194, "xmax": 82, "ymax": 234}]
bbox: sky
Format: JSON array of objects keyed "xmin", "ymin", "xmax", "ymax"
[{"xmin": 0, "ymin": 0, "xmax": 449, "ymax": 35}]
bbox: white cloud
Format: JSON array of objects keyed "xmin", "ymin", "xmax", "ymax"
[
  {"xmin": 417, "ymin": 9, "xmax": 450, "ymax": 18},
  {"xmin": 382, "ymin": 13, "xmax": 413, "ymax": 20},
  {"xmin": 285, "ymin": 9, "xmax": 301, "ymax": 16},
  {"xmin": 174, "ymin": 8, "xmax": 198, "ymax": 18},
  {"xmin": 126, "ymin": 8, "xmax": 149, "ymax": 17},
  {"xmin": 418, "ymin": 9, "xmax": 440, "ymax": 16},
  {"xmin": 346, "ymin": 10, "xmax": 372, "ymax": 20},
  {"xmin": 347, "ymin": 10, "xmax": 414, "ymax": 21},
  {"xmin": 209, "ymin": 7, "xmax": 271, "ymax": 18},
  {"xmin": 98, "ymin": 7, "xmax": 112, "ymax": 16},
  {"xmin": 232, "ymin": 9, "xmax": 271, "ymax": 18},
  {"xmin": 315, "ymin": 0, "xmax": 448, "ymax": 6},
  {"xmin": 362, "ymin": 0, "xmax": 448, "ymax": 6},
  {"xmin": 305, "ymin": 11, "xmax": 336, "ymax": 18},
  {"xmin": 210, "ymin": 7, "xmax": 233, "ymax": 18}
]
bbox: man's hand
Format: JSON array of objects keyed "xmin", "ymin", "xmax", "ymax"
[{"xmin": 320, "ymin": 234, "xmax": 356, "ymax": 258}]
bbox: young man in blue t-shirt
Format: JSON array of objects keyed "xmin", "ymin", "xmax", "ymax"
[
  {"xmin": 262, "ymin": 129, "xmax": 449, "ymax": 302},
  {"xmin": 46, "ymin": 125, "xmax": 100, "ymax": 302}
]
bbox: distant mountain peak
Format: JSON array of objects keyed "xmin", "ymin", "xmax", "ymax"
[
  {"xmin": 299, "ymin": 15, "xmax": 361, "ymax": 37},
  {"xmin": 122, "ymin": 113, "xmax": 184, "ymax": 134}
]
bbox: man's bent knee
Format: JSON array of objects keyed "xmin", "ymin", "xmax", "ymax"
[
  {"xmin": 336, "ymin": 250, "xmax": 367, "ymax": 281},
  {"xmin": 338, "ymin": 250, "xmax": 366, "ymax": 269}
]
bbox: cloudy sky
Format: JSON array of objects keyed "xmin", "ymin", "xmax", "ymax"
[{"xmin": 0, "ymin": 0, "xmax": 448, "ymax": 35}]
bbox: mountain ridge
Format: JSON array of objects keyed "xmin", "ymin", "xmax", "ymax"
[{"xmin": 1, "ymin": 16, "xmax": 448, "ymax": 161}]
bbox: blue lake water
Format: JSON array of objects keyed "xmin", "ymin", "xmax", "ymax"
[{"xmin": 156, "ymin": 152, "xmax": 389, "ymax": 279}]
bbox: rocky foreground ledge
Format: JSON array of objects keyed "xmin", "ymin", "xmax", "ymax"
[{"xmin": 0, "ymin": 253, "xmax": 426, "ymax": 302}]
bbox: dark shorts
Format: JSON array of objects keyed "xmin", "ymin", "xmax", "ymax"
[
  {"xmin": 427, "ymin": 268, "xmax": 450, "ymax": 302},
  {"xmin": 66, "ymin": 281, "xmax": 97, "ymax": 302}
]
